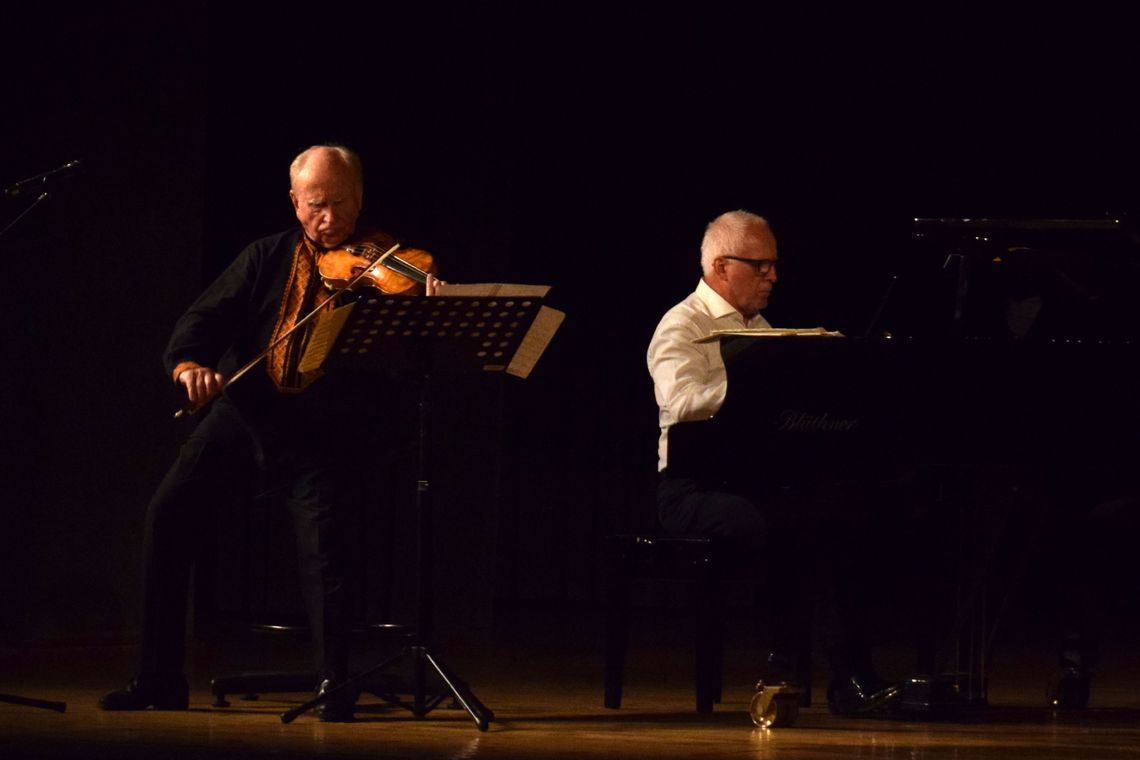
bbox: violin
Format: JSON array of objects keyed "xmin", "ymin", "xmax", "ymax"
[
  {"xmin": 318, "ymin": 235, "xmax": 436, "ymax": 295},
  {"xmin": 173, "ymin": 233, "xmax": 437, "ymax": 419}
]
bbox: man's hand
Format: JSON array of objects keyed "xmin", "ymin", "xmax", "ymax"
[
  {"xmin": 177, "ymin": 366, "xmax": 226, "ymax": 406},
  {"xmin": 425, "ymin": 273, "xmax": 447, "ymax": 296}
]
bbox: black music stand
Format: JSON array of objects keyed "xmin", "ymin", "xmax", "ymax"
[{"xmin": 280, "ymin": 290, "xmax": 561, "ymax": 730}]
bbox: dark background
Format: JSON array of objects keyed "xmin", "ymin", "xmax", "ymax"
[{"xmin": 2, "ymin": 2, "xmax": 1137, "ymax": 649}]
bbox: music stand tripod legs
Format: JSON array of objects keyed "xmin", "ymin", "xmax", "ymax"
[{"xmin": 280, "ymin": 376, "xmax": 493, "ymax": 730}]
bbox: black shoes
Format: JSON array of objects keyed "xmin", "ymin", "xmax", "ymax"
[
  {"xmin": 99, "ymin": 676, "xmax": 189, "ymax": 710},
  {"xmin": 827, "ymin": 673, "xmax": 900, "ymax": 716},
  {"xmin": 1048, "ymin": 636, "xmax": 1096, "ymax": 709},
  {"xmin": 1048, "ymin": 669, "xmax": 1090, "ymax": 709},
  {"xmin": 314, "ymin": 678, "xmax": 358, "ymax": 723}
]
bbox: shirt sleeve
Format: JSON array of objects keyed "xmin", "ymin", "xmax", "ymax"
[{"xmin": 648, "ymin": 309, "xmax": 726, "ymax": 423}]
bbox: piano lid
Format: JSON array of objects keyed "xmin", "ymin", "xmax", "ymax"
[{"xmin": 913, "ymin": 217, "xmax": 1130, "ymax": 235}]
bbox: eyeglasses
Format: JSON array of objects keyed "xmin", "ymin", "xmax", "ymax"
[{"xmin": 721, "ymin": 256, "xmax": 777, "ymax": 275}]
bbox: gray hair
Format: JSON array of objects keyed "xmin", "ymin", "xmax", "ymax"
[
  {"xmin": 289, "ymin": 144, "xmax": 363, "ymax": 192},
  {"xmin": 699, "ymin": 210, "xmax": 771, "ymax": 276}
]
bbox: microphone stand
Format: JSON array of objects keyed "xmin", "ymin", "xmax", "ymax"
[
  {"xmin": 0, "ymin": 692, "xmax": 66, "ymax": 713},
  {"xmin": 0, "ymin": 192, "xmax": 51, "ymax": 244},
  {"xmin": 0, "ymin": 169, "xmax": 67, "ymax": 712},
  {"xmin": 4, "ymin": 160, "xmax": 81, "ymax": 198}
]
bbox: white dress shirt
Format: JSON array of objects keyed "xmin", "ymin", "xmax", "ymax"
[{"xmin": 647, "ymin": 278, "xmax": 772, "ymax": 471}]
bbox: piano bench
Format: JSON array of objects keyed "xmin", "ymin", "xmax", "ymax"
[{"xmin": 603, "ymin": 534, "xmax": 725, "ymax": 714}]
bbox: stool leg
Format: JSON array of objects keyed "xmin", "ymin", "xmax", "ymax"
[
  {"xmin": 713, "ymin": 599, "xmax": 724, "ymax": 705},
  {"xmin": 694, "ymin": 562, "xmax": 722, "ymax": 714},
  {"xmin": 604, "ymin": 553, "xmax": 630, "ymax": 709}
]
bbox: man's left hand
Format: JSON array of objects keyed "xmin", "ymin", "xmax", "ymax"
[{"xmin": 425, "ymin": 274, "xmax": 447, "ymax": 296}]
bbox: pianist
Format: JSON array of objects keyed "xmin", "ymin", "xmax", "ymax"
[{"xmin": 647, "ymin": 209, "xmax": 897, "ymax": 715}]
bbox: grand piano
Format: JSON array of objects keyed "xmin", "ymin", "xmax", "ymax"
[{"xmin": 667, "ymin": 217, "xmax": 1140, "ymax": 712}]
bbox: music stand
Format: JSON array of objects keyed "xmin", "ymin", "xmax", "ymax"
[{"xmin": 279, "ymin": 287, "xmax": 563, "ymax": 730}]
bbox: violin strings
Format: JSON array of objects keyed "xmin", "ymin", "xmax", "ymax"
[{"xmin": 355, "ymin": 241, "xmax": 430, "ymax": 283}]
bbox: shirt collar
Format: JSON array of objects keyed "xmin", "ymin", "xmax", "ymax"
[{"xmin": 696, "ymin": 278, "xmax": 745, "ymax": 321}]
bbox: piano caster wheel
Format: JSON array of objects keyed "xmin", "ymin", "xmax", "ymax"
[{"xmin": 750, "ymin": 682, "xmax": 801, "ymax": 728}]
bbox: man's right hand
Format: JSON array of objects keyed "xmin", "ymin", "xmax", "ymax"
[{"xmin": 177, "ymin": 366, "xmax": 226, "ymax": 406}]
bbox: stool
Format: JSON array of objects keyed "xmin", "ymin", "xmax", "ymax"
[
  {"xmin": 603, "ymin": 534, "xmax": 725, "ymax": 713},
  {"xmin": 210, "ymin": 621, "xmax": 416, "ymax": 707}
]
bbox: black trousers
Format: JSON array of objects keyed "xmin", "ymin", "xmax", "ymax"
[
  {"xmin": 139, "ymin": 398, "xmax": 361, "ymax": 681},
  {"xmin": 657, "ymin": 472, "xmax": 877, "ymax": 677}
]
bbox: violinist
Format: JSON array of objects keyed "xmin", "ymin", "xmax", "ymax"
[{"xmin": 100, "ymin": 144, "xmax": 440, "ymax": 721}]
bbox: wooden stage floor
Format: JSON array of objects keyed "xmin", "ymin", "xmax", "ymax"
[{"xmin": 4, "ymin": 607, "xmax": 1140, "ymax": 759}]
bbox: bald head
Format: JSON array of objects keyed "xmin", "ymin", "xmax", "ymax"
[
  {"xmin": 289, "ymin": 145, "xmax": 363, "ymax": 196},
  {"xmin": 288, "ymin": 145, "xmax": 364, "ymax": 249},
  {"xmin": 699, "ymin": 210, "xmax": 778, "ymax": 319},
  {"xmin": 699, "ymin": 210, "xmax": 773, "ymax": 276}
]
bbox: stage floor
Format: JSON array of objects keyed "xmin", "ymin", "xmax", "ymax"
[{"xmin": 4, "ymin": 606, "xmax": 1140, "ymax": 759}]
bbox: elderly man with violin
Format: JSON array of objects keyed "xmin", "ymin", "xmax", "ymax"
[{"xmin": 100, "ymin": 145, "xmax": 440, "ymax": 721}]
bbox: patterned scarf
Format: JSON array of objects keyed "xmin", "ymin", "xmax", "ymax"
[{"xmin": 265, "ymin": 235, "xmax": 334, "ymax": 392}]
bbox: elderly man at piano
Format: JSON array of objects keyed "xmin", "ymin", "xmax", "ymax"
[{"xmin": 647, "ymin": 209, "xmax": 898, "ymax": 715}]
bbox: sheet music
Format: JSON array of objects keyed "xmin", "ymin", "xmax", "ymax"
[
  {"xmin": 439, "ymin": 283, "xmax": 552, "ymax": 298},
  {"xmin": 438, "ymin": 283, "xmax": 563, "ymax": 379},
  {"xmin": 694, "ymin": 327, "xmax": 844, "ymax": 343},
  {"xmin": 506, "ymin": 305, "xmax": 565, "ymax": 379}
]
